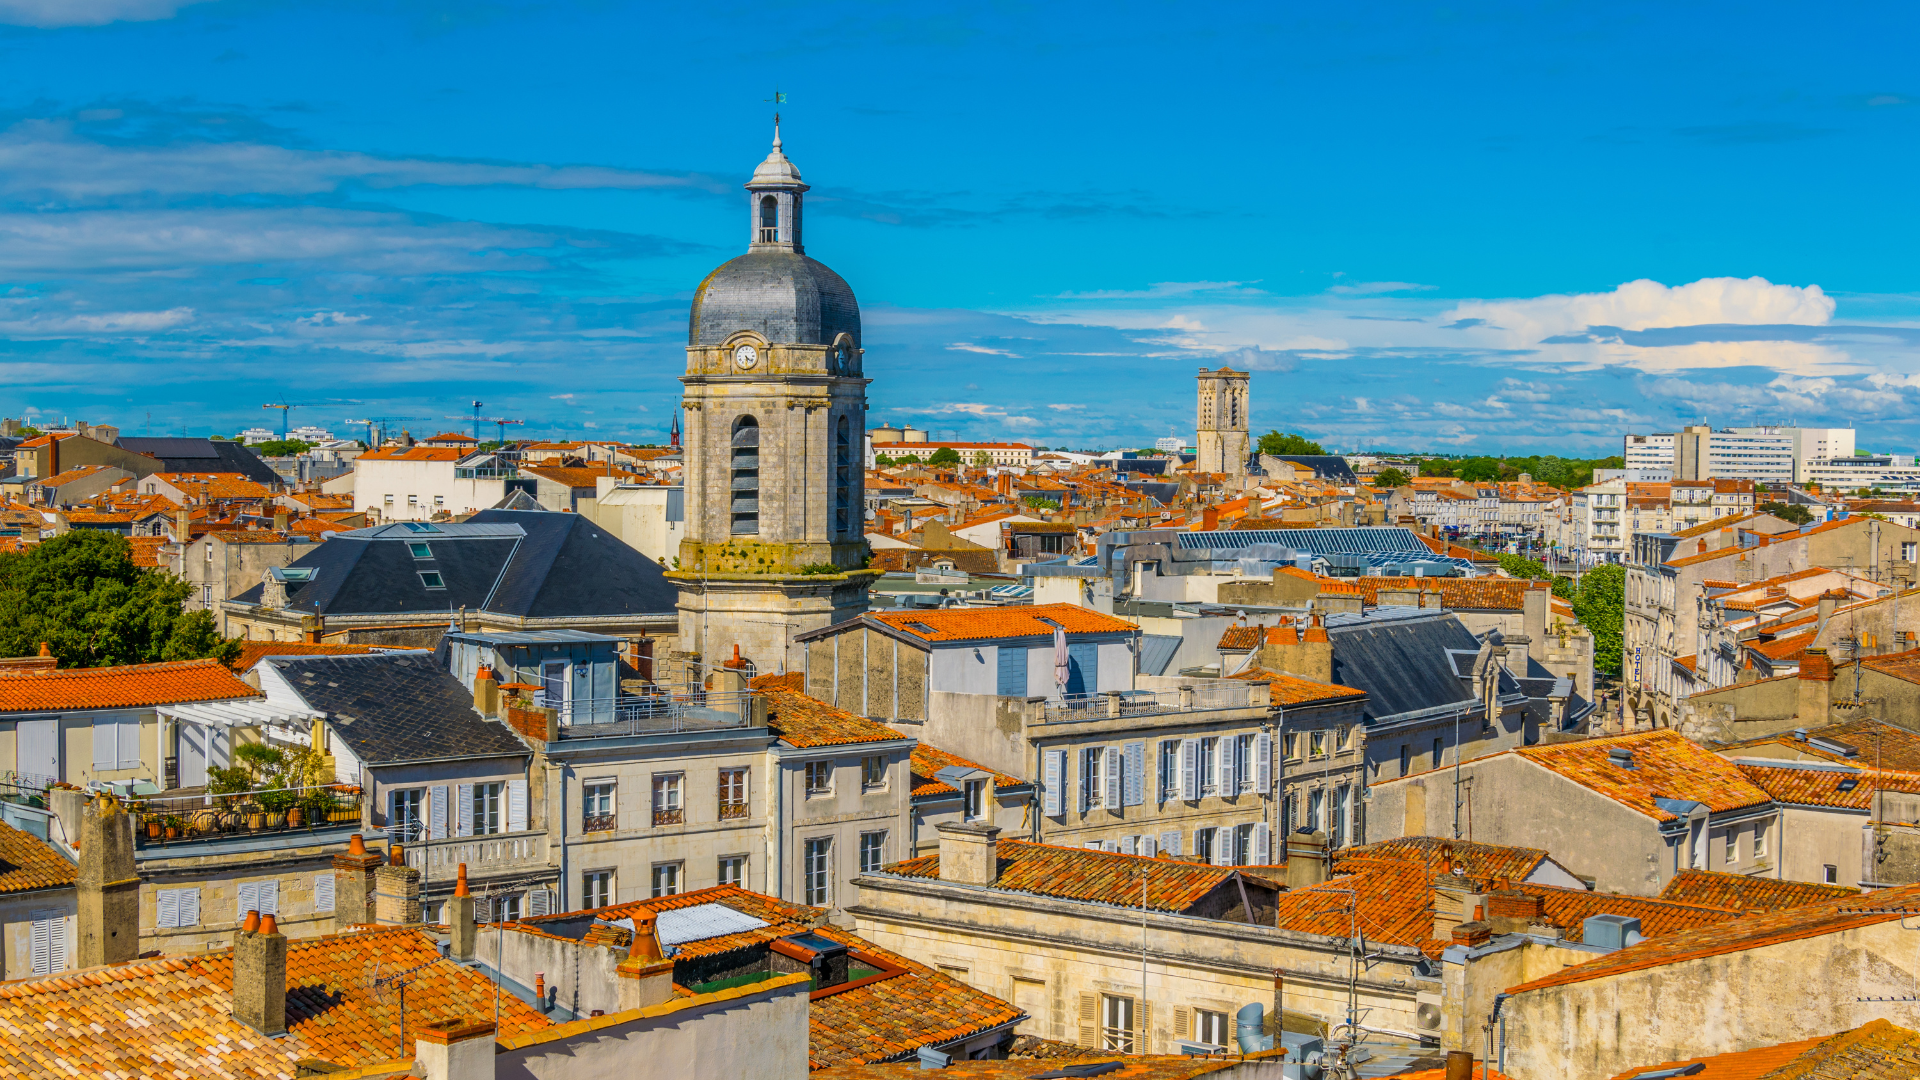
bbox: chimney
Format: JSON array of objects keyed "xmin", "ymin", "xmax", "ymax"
[
  {"xmin": 272, "ymin": 509, "xmax": 289, "ymax": 532},
  {"xmin": 1444, "ymin": 1050, "xmax": 1475, "ymax": 1080},
  {"xmin": 331, "ymin": 833, "xmax": 384, "ymax": 927},
  {"xmin": 1298, "ymin": 615, "xmax": 1332, "ymax": 683},
  {"xmin": 233, "ymin": 911, "xmax": 289, "ymax": 1035},
  {"xmin": 413, "ymin": 1019, "xmax": 498, "ymax": 1080},
  {"xmin": 1202, "ymin": 505, "xmax": 1219, "ymax": 531},
  {"xmin": 937, "ymin": 821, "xmax": 1001, "ymax": 886},
  {"xmin": 1798, "ymin": 647, "xmax": 1836, "ymax": 723},
  {"xmin": 615, "ymin": 909, "xmax": 675, "ymax": 1010},
  {"xmin": 175, "ymin": 507, "xmax": 192, "ymax": 541},
  {"xmin": 449, "ymin": 863, "xmax": 477, "ymax": 962},
  {"xmin": 1485, "ymin": 888, "xmax": 1545, "ymax": 934},
  {"xmin": 1816, "ymin": 590, "xmax": 1838, "ymax": 636},
  {"xmin": 1285, "ymin": 830, "xmax": 1328, "ymax": 889},
  {"xmin": 374, "ymin": 845, "xmax": 422, "ymax": 924},
  {"xmin": 472, "ymin": 664, "xmax": 499, "ymax": 718},
  {"xmin": 76, "ymin": 796, "xmax": 138, "ymax": 968},
  {"xmin": 1451, "ymin": 919, "xmax": 1492, "ymax": 947}
]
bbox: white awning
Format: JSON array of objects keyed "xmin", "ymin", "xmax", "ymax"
[{"xmin": 157, "ymin": 700, "xmax": 322, "ymax": 729}]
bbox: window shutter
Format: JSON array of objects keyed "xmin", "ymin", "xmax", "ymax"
[
  {"xmin": 1159, "ymin": 830, "xmax": 1180, "ymax": 857},
  {"xmin": 1078, "ymin": 991, "xmax": 1099, "ymax": 1048},
  {"xmin": 1218, "ymin": 738, "xmax": 1237, "ymax": 797},
  {"xmin": 1173, "ymin": 1006, "xmax": 1191, "ymax": 1038},
  {"xmin": 1120, "ymin": 835, "xmax": 1136, "ymax": 856},
  {"xmin": 237, "ymin": 882, "xmax": 259, "ymax": 922},
  {"xmin": 1137, "ymin": 1001, "xmax": 1152, "ymax": 1053},
  {"xmin": 118, "ymin": 719, "xmax": 143, "ymax": 771},
  {"xmin": 179, "ymin": 888, "xmax": 200, "ymax": 928},
  {"xmin": 1253, "ymin": 822, "xmax": 1271, "ymax": 865},
  {"xmin": 1139, "ymin": 835, "xmax": 1156, "ymax": 858},
  {"xmin": 1211, "ymin": 830, "xmax": 1230, "ymax": 867},
  {"xmin": 1123, "ymin": 742, "xmax": 1144, "ymax": 807},
  {"xmin": 259, "ymin": 879, "xmax": 280, "ymax": 916},
  {"xmin": 314, "ymin": 873, "xmax": 335, "ymax": 914},
  {"xmin": 156, "ymin": 889, "xmax": 180, "ymax": 930},
  {"xmin": 1180, "ymin": 739, "xmax": 1199, "ymax": 801},
  {"xmin": 29, "ymin": 911, "xmax": 59, "ymax": 976},
  {"xmin": 1104, "ymin": 839, "xmax": 1118, "ymax": 854},
  {"xmin": 528, "ymin": 889, "xmax": 552, "ymax": 917},
  {"xmin": 507, "ymin": 778, "xmax": 528, "ymax": 833},
  {"xmin": 997, "ymin": 646, "xmax": 1028, "ymax": 697},
  {"xmin": 1103, "ymin": 747, "xmax": 1122, "ymax": 811},
  {"xmin": 1254, "ymin": 733, "xmax": 1273, "ymax": 794},
  {"xmin": 1043, "ymin": 750, "xmax": 1065, "ymax": 817},
  {"xmin": 456, "ymin": 784, "xmax": 475, "ymax": 837},
  {"xmin": 93, "ymin": 723, "xmax": 117, "ymax": 770},
  {"xmin": 430, "ymin": 785, "xmax": 449, "ymax": 840},
  {"xmin": 1158, "ymin": 741, "xmax": 1175, "ymax": 805}
]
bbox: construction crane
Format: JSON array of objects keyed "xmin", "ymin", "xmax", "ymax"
[
  {"xmin": 446, "ymin": 400, "xmax": 487, "ymax": 442},
  {"xmin": 261, "ymin": 401, "xmax": 326, "ymax": 440},
  {"xmin": 344, "ymin": 416, "xmax": 430, "ymax": 448},
  {"xmin": 476, "ymin": 417, "xmax": 525, "ymax": 448}
]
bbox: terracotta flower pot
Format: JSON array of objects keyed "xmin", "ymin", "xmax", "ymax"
[
  {"xmin": 248, "ymin": 813, "xmax": 265, "ymax": 830},
  {"xmin": 164, "ymin": 827, "xmax": 178, "ymax": 840},
  {"xmin": 146, "ymin": 821, "xmax": 161, "ymax": 839},
  {"xmin": 286, "ymin": 808, "xmax": 304, "ymax": 828}
]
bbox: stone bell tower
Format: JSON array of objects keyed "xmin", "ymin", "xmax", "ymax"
[
  {"xmin": 668, "ymin": 124, "xmax": 879, "ymax": 676},
  {"xmin": 1196, "ymin": 366, "xmax": 1250, "ymax": 480}
]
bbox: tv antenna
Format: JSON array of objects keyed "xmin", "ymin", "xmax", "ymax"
[{"xmin": 368, "ymin": 957, "xmax": 438, "ymax": 1056}]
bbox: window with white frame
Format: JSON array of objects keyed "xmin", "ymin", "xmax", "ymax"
[
  {"xmin": 862, "ymin": 755, "xmax": 887, "ymax": 791},
  {"xmin": 805, "ymin": 761, "xmax": 834, "ymax": 797},
  {"xmin": 718, "ymin": 855, "xmax": 746, "ymax": 887},
  {"xmin": 859, "ymin": 831, "xmax": 887, "ymax": 873},
  {"xmin": 1236, "ymin": 734, "xmax": 1256, "ymax": 793},
  {"xmin": 651, "ymin": 862, "xmax": 682, "ymax": 898},
  {"xmin": 389, "ymin": 788, "xmax": 425, "ymax": 841},
  {"xmin": 804, "ymin": 837, "xmax": 832, "ymax": 906},
  {"xmin": 470, "ymin": 782, "xmax": 502, "ymax": 835},
  {"xmin": 1101, "ymin": 994, "xmax": 1135, "ymax": 1053},
  {"xmin": 1159, "ymin": 740, "xmax": 1179, "ymax": 800},
  {"xmin": 652, "ymin": 773, "xmax": 684, "ymax": 826},
  {"xmin": 583, "ymin": 781, "xmax": 616, "ymax": 832},
  {"xmin": 1197, "ymin": 738, "xmax": 1218, "ymax": 795},
  {"xmin": 1755, "ymin": 820, "xmax": 1769, "ymax": 858},
  {"xmin": 963, "ymin": 779, "xmax": 986, "ymax": 821},
  {"xmin": 1081, "ymin": 747, "xmax": 1102, "ymax": 811},
  {"xmin": 583, "ymin": 870, "xmax": 613, "ymax": 909},
  {"xmin": 1193, "ymin": 826, "xmax": 1216, "ymax": 864},
  {"xmin": 1194, "ymin": 1008, "xmax": 1229, "ymax": 1048}
]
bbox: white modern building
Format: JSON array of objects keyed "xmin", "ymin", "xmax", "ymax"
[
  {"xmin": 1804, "ymin": 454, "xmax": 1920, "ymax": 494},
  {"xmin": 350, "ymin": 446, "xmax": 521, "ymax": 520},
  {"xmin": 1624, "ymin": 432, "xmax": 1676, "ymax": 471},
  {"xmin": 1631, "ymin": 426, "xmax": 1853, "ymax": 484}
]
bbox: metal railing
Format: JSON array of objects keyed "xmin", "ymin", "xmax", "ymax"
[
  {"xmin": 719, "ymin": 801, "xmax": 750, "ymax": 821},
  {"xmin": 403, "ymin": 830, "xmax": 547, "ymax": 876},
  {"xmin": 652, "ymin": 806, "xmax": 684, "ymax": 826},
  {"xmin": 130, "ymin": 783, "xmax": 363, "ymax": 847},
  {"xmin": 547, "ymin": 688, "xmax": 759, "ymax": 739},
  {"xmin": 1039, "ymin": 683, "xmax": 1253, "ymax": 724},
  {"xmin": 581, "ymin": 813, "xmax": 617, "ymax": 833}
]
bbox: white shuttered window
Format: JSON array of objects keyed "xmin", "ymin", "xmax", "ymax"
[{"xmin": 29, "ymin": 910, "xmax": 65, "ymax": 975}]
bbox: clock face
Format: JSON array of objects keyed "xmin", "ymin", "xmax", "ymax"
[{"xmin": 732, "ymin": 344, "xmax": 758, "ymax": 370}]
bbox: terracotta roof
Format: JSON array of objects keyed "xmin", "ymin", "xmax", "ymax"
[
  {"xmin": 749, "ymin": 671, "xmax": 807, "ymax": 692},
  {"xmin": 910, "ymin": 744, "xmax": 1024, "ymax": 797},
  {"xmin": 868, "ymin": 603, "xmax": 1136, "ymax": 644},
  {"xmin": 1226, "ymin": 669, "xmax": 1365, "ymax": 705},
  {"xmin": 1673, "ymin": 514, "xmax": 1756, "ymax": 539},
  {"xmin": 153, "ymin": 473, "xmax": 277, "ymax": 499},
  {"xmin": 227, "ymin": 641, "xmax": 378, "ymax": 672},
  {"xmin": 763, "ymin": 690, "xmax": 907, "ymax": 748},
  {"xmin": 1750, "ymin": 630, "xmax": 1817, "ymax": 661},
  {"xmin": 1713, "ymin": 719, "xmax": 1920, "ymax": 772},
  {"xmin": 422, "ymin": 432, "xmax": 478, "ymax": 442},
  {"xmin": 1860, "ymin": 648, "xmax": 1920, "ymax": 686},
  {"xmin": 533, "ymin": 885, "xmax": 1023, "ymax": 1069},
  {"xmin": 357, "ymin": 446, "xmax": 467, "ymax": 462},
  {"xmin": 814, "ymin": 1059, "xmax": 1243, "ymax": 1079},
  {"xmin": 868, "ymin": 548, "xmax": 1000, "ymax": 575},
  {"xmin": 1735, "ymin": 761, "xmax": 1920, "ymax": 810},
  {"xmin": 0, "ymin": 821, "xmax": 75, "ymax": 894},
  {"xmin": 1217, "ymin": 625, "xmax": 1262, "ymax": 652},
  {"xmin": 1335, "ymin": 836, "xmax": 1559, "ymax": 885},
  {"xmin": 126, "ymin": 536, "xmax": 167, "ymax": 568},
  {"xmin": 1382, "ymin": 1068, "xmax": 1514, "ymax": 1080},
  {"xmin": 1657, "ymin": 869, "xmax": 1860, "ymax": 912},
  {"xmin": 0, "ymin": 925, "xmax": 548, "ymax": 1077},
  {"xmin": 1507, "ymin": 882, "xmax": 1920, "ymax": 994},
  {"xmin": 1514, "ymin": 730, "xmax": 1771, "ymax": 822},
  {"xmin": 519, "ymin": 465, "xmax": 644, "ymax": 487},
  {"xmin": 1608, "ymin": 1019, "xmax": 1920, "ymax": 1080},
  {"xmin": 1517, "ymin": 881, "xmax": 1742, "ymax": 943},
  {"xmin": 0, "ymin": 658, "xmax": 261, "ymax": 713},
  {"xmin": 1274, "ymin": 857, "xmax": 1437, "ymax": 954},
  {"xmin": 881, "ymin": 839, "xmax": 1242, "ymax": 912}
]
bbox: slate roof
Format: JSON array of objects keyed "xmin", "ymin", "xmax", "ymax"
[
  {"xmin": 763, "ymin": 690, "xmax": 906, "ymax": 749},
  {"xmin": 1324, "ymin": 611, "xmax": 1497, "ymax": 720},
  {"xmin": 0, "ymin": 658, "xmax": 261, "ymax": 713},
  {"xmin": 229, "ymin": 508, "xmax": 677, "ymax": 618},
  {"xmin": 0, "ymin": 820, "xmax": 76, "ymax": 894},
  {"xmin": 1265, "ymin": 455, "xmax": 1356, "ymax": 483},
  {"xmin": 0, "ymin": 925, "xmax": 548, "ymax": 1078},
  {"xmin": 879, "ymin": 839, "xmax": 1247, "ymax": 913},
  {"xmin": 117, "ymin": 436, "xmax": 283, "ymax": 487},
  {"xmin": 267, "ymin": 653, "xmax": 530, "ymax": 765},
  {"xmin": 1658, "ymin": 869, "xmax": 1859, "ymax": 912},
  {"xmin": 1607, "ymin": 1019, "xmax": 1920, "ymax": 1080}
]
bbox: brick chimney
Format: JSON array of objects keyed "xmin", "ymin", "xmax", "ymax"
[
  {"xmin": 1485, "ymin": 888, "xmax": 1545, "ymax": 934},
  {"xmin": 1202, "ymin": 505, "xmax": 1219, "ymax": 531},
  {"xmin": 76, "ymin": 796, "xmax": 138, "ymax": 968},
  {"xmin": 937, "ymin": 821, "xmax": 1001, "ymax": 886},
  {"xmin": 233, "ymin": 911, "xmax": 289, "ymax": 1035},
  {"xmin": 1260, "ymin": 617, "xmax": 1332, "ymax": 683},
  {"xmin": 448, "ymin": 863, "xmax": 477, "ymax": 962},
  {"xmin": 615, "ymin": 910, "xmax": 675, "ymax": 1010},
  {"xmin": 1285, "ymin": 830, "xmax": 1328, "ymax": 889},
  {"xmin": 374, "ymin": 844, "xmax": 422, "ymax": 924},
  {"xmin": 1798, "ymin": 647, "xmax": 1836, "ymax": 723},
  {"xmin": 413, "ymin": 1019, "xmax": 497, "ymax": 1080},
  {"xmin": 331, "ymin": 833, "xmax": 384, "ymax": 926},
  {"xmin": 472, "ymin": 664, "xmax": 499, "ymax": 718}
]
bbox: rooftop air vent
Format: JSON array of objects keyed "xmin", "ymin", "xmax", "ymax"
[
  {"xmin": 1608, "ymin": 748, "xmax": 1635, "ymax": 770},
  {"xmin": 1838, "ymin": 777, "xmax": 1860, "ymax": 792}
]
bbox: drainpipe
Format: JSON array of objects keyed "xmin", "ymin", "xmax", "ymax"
[
  {"xmin": 774, "ymin": 749, "xmax": 785, "ymax": 900},
  {"xmin": 1490, "ymin": 993, "xmax": 1512, "ymax": 1074}
]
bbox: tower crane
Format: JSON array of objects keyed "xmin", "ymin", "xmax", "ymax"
[{"xmin": 261, "ymin": 401, "xmax": 327, "ymax": 440}]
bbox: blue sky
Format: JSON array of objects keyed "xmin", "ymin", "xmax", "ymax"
[{"xmin": 2, "ymin": 0, "xmax": 1919, "ymax": 454}]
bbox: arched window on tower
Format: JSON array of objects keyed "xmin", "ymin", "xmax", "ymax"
[
  {"xmin": 759, "ymin": 196, "xmax": 779, "ymax": 243},
  {"xmin": 834, "ymin": 415, "xmax": 852, "ymax": 534},
  {"xmin": 731, "ymin": 416, "xmax": 760, "ymax": 535}
]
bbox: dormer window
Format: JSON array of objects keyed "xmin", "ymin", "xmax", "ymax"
[
  {"xmin": 408, "ymin": 542, "xmax": 432, "ymax": 559},
  {"xmin": 418, "ymin": 572, "xmax": 445, "ymax": 589},
  {"xmin": 759, "ymin": 196, "xmax": 779, "ymax": 243}
]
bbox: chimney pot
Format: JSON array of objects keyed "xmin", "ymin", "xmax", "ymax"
[
  {"xmin": 347, "ymin": 833, "xmax": 366, "ymax": 857},
  {"xmin": 455, "ymin": 862, "xmax": 470, "ymax": 898},
  {"xmin": 259, "ymin": 913, "xmax": 277, "ymax": 935},
  {"xmin": 243, "ymin": 910, "xmax": 260, "ymax": 933},
  {"xmin": 1444, "ymin": 1049, "xmax": 1475, "ymax": 1080}
]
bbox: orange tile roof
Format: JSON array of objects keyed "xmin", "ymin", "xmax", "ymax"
[
  {"xmin": 1507, "ymin": 882, "xmax": 1920, "ymax": 995},
  {"xmin": 1517, "ymin": 881, "xmax": 1742, "ymax": 943},
  {"xmin": 1227, "ymin": 668, "xmax": 1366, "ymax": 705},
  {"xmin": 0, "ymin": 658, "xmax": 261, "ymax": 713},
  {"xmin": 1218, "ymin": 625, "xmax": 1262, "ymax": 652},
  {"xmin": 534, "ymin": 885, "xmax": 1022, "ymax": 1068},
  {"xmin": 519, "ymin": 465, "xmax": 645, "ymax": 487},
  {"xmin": 763, "ymin": 689, "xmax": 907, "ymax": 748},
  {"xmin": 33, "ymin": 464, "xmax": 120, "ymax": 487},
  {"xmin": 422, "ymin": 431, "xmax": 478, "ymax": 442},
  {"xmin": 815, "ymin": 1059, "xmax": 1243, "ymax": 1079},
  {"xmin": 1336, "ymin": 836, "xmax": 1559, "ymax": 885},
  {"xmin": 153, "ymin": 472, "xmax": 278, "ymax": 500},
  {"xmin": 1382, "ymin": 1068, "xmax": 1514, "ymax": 1080},
  {"xmin": 1859, "ymin": 648, "xmax": 1920, "ymax": 687},
  {"xmin": 910, "ymin": 744, "xmax": 1025, "ymax": 797},
  {"xmin": 868, "ymin": 603, "xmax": 1137, "ymax": 643},
  {"xmin": 749, "ymin": 671, "xmax": 806, "ymax": 692},
  {"xmin": 0, "ymin": 925, "xmax": 549, "ymax": 1077},
  {"xmin": 126, "ymin": 536, "xmax": 168, "ymax": 568},
  {"xmin": 1608, "ymin": 1019, "xmax": 1920, "ymax": 1080},
  {"xmin": 1750, "ymin": 630, "xmax": 1816, "ymax": 661},
  {"xmin": 1275, "ymin": 857, "xmax": 1437, "ymax": 953},
  {"xmin": 0, "ymin": 820, "xmax": 75, "ymax": 894},
  {"xmin": 882, "ymin": 839, "xmax": 1245, "ymax": 912},
  {"xmin": 1514, "ymin": 730, "xmax": 1771, "ymax": 822},
  {"xmin": 1715, "ymin": 719, "xmax": 1920, "ymax": 772},
  {"xmin": 1354, "ymin": 575, "xmax": 1545, "ymax": 610},
  {"xmin": 228, "ymin": 641, "xmax": 378, "ymax": 672},
  {"xmin": 357, "ymin": 446, "xmax": 467, "ymax": 462},
  {"xmin": 1735, "ymin": 761, "xmax": 1920, "ymax": 810},
  {"xmin": 1657, "ymin": 869, "xmax": 1859, "ymax": 912},
  {"xmin": 1672, "ymin": 514, "xmax": 1756, "ymax": 539}
]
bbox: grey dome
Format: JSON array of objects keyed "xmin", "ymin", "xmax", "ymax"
[{"xmin": 689, "ymin": 250, "xmax": 860, "ymax": 348}]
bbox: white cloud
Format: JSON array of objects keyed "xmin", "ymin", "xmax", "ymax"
[
  {"xmin": 0, "ymin": 0, "xmax": 210, "ymax": 27},
  {"xmin": 1327, "ymin": 280, "xmax": 1436, "ymax": 295},
  {"xmin": 0, "ymin": 306, "xmax": 192, "ymax": 334},
  {"xmin": 1053, "ymin": 280, "xmax": 1258, "ymax": 300},
  {"xmin": 1443, "ymin": 276, "xmax": 1835, "ymax": 341},
  {"xmin": 946, "ymin": 343, "xmax": 1019, "ymax": 357}
]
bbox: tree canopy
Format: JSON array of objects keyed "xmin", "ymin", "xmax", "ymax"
[
  {"xmin": 1372, "ymin": 467, "xmax": 1411, "ymax": 488},
  {"xmin": 927, "ymin": 446, "xmax": 962, "ymax": 465},
  {"xmin": 1760, "ymin": 500, "xmax": 1814, "ymax": 525},
  {"xmin": 1257, "ymin": 431, "xmax": 1325, "ymax": 456},
  {"xmin": 0, "ymin": 531, "xmax": 240, "ymax": 667},
  {"xmin": 249, "ymin": 439, "xmax": 314, "ymax": 457},
  {"xmin": 1415, "ymin": 454, "xmax": 1623, "ymax": 488},
  {"xmin": 1572, "ymin": 564, "xmax": 1625, "ymax": 676}
]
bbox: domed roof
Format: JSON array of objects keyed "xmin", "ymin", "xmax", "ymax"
[{"xmin": 689, "ymin": 250, "xmax": 860, "ymax": 348}]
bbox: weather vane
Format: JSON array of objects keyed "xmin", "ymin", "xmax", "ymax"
[{"xmin": 767, "ymin": 87, "xmax": 787, "ymax": 127}]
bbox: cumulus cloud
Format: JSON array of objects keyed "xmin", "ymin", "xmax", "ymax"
[
  {"xmin": 1327, "ymin": 280, "xmax": 1436, "ymax": 295},
  {"xmin": 0, "ymin": 0, "xmax": 209, "ymax": 27},
  {"xmin": 1443, "ymin": 276, "xmax": 1835, "ymax": 342}
]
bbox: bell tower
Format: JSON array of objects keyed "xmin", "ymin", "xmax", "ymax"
[
  {"xmin": 1196, "ymin": 366, "xmax": 1250, "ymax": 480},
  {"xmin": 669, "ymin": 125, "xmax": 879, "ymax": 677}
]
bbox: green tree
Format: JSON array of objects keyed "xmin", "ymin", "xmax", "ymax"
[
  {"xmin": 1022, "ymin": 495, "xmax": 1061, "ymax": 511},
  {"xmin": 1496, "ymin": 553, "xmax": 1549, "ymax": 579},
  {"xmin": 971, "ymin": 450, "xmax": 993, "ymax": 467},
  {"xmin": 1573, "ymin": 564, "xmax": 1625, "ymax": 675},
  {"xmin": 892, "ymin": 453, "xmax": 922, "ymax": 465},
  {"xmin": 0, "ymin": 531, "xmax": 241, "ymax": 667},
  {"xmin": 1372, "ymin": 467, "xmax": 1411, "ymax": 488},
  {"xmin": 1760, "ymin": 500, "xmax": 1814, "ymax": 526},
  {"xmin": 1257, "ymin": 431, "xmax": 1325, "ymax": 456},
  {"xmin": 928, "ymin": 446, "xmax": 962, "ymax": 466},
  {"xmin": 873, "ymin": 453, "xmax": 896, "ymax": 467},
  {"xmin": 1416, "ymin": 458, "xmax": 1455, "ymax": 478},
  {"xmin": 251, "ymin": 439, "xmax": 313, "ymax": 457}
]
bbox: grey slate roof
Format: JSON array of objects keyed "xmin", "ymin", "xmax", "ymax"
[
  {"xmin": 267, "ymin": 653, "xmax": 528, "ymax": 765},
  {"xmin": 1265, "ymin": 455, "xmax": 1357, "ymax": 483},
  {"xmin": 229, "ymin": 509, "xmax": 677, "ymax": 618},
  {"xmin": 689, "ymin": 250, "xmax": 860, "ymax": 348},
  {"xmin": 116, "ymin": 437, "xmax": 283, "ymax": 487},
  {"xmin": 1326, "ymin": 610, "xmax": 1592, "ymax": 729}
]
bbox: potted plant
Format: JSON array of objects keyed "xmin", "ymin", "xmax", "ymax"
[
  {"xmin": 162, "ymin": 815, "xmax": 183, "ymax": 840},
  {"xmin": 145, "ymin": 819, "xmax": 161, "ymax": 840}
]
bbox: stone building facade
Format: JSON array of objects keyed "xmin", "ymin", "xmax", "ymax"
[{"xmin": 1194, "ymin": 366, "xmax": 1249, "ymax": 481}]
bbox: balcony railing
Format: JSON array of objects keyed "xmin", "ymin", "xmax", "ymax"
[
  {"xmin": 653, "ymin": 807, "xmax": 684, "ymax": 826},
  {"xmin": 130, "ymin": 783, "xmax": 363, "ymax": 849},
  {"xmin": 719, "ymin": 801, "xmax": 750, "ymax": 820},
  {"xmin": 1040, "ymin": 683, "xmax": 1252, "ymax": 724},
  {"xmin": 581, "ymin": 813, "xmax": 617, "ymax": 833},
  {"xmin": 402, "ymin": 829, "xmax": 548, "ymax": 878},
  {"xmin": 547, "ymin": 687, "xmax": 759, "ymax": 740}
]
